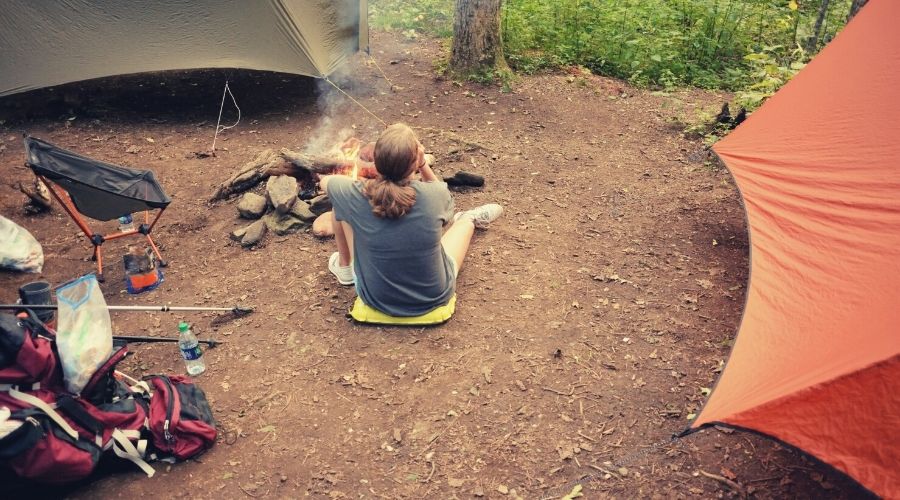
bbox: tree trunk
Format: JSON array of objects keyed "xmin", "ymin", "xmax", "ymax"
[
  {"xmin": 806, "ymin": 0, "xmax": 831, "ymax": 52},
  {"xmin": 847, "ymin": 0, "xmax": 868, "ymax": 21},
  {"xmin": 450, "ymin": 0, "xmax": 508, "ymax": 75}
]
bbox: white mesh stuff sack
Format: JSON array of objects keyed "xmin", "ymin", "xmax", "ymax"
[
  {"xmin": 55, "ymin": 274, "xmax": 113, "ymax": 394},
  {"xmin": 0, "ymin": 215, "xmax": 43, "ymax": 273}
]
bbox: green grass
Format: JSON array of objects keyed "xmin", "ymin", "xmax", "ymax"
[{"xmin": 371, "ymin": 0, "xmax": 854, "ymax": 96}]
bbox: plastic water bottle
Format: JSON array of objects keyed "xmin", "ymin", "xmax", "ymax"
[
  {"xmin": 178, "ymin": 322, "xmax": 206, "ymax": 376},
  {"xmin": 118, "ymin": 213, "xmax": 134, "ymax": 232}
]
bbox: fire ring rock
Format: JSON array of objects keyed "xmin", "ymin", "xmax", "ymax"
[
  {"xmin": 263, "ymin": 212, "xmax": 306, "ymax": 235},
  {"xmin": 237, "ymin": 192, "xmax": 268, "ymax": 219},
  {"xmin": 240, "ymin": 219, "xmax": 267, "ymax": 247},
  {"xmin": 266, "ymin": 175, "xmax": 299, "ymax": 214},
  {"xmin": 308, "ymin": 194, "xmax": 333, "ymax": 215},
  {"xmin": 290, "ymin": 199, "xmax": 317, "ymax": 222}
]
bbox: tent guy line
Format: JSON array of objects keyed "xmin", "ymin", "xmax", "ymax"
[{"xmin": 210, "ymin": 81, "xmax": 241, "ymax": 154}]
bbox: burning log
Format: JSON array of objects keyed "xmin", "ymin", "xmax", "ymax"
[
  {"xmin": 211, "ymin": 149, "xmax": 283, "ymax": 201},
  {"xmin": 278, "ymin": 149, "xmax": 378, "ymax": 179},
  {"xmin": 210, "ymin": 144, "xmax": 378, "ymax": 202}
]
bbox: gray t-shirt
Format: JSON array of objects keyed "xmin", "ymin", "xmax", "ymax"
[{"xmin": 327, "ymin": 177, "xmax": 455, "ymax": 316}]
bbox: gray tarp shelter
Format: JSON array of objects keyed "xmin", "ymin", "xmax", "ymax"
[{"xmin": 0, "ymin": 0, "xmax": 368, "ymax": 97}]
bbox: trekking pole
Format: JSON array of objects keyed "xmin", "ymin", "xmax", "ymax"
[
  {"xmin": 0, "ymin": 304, "xmax": 253, "ymax": 315},
  {"xmin": 113, "ymin": 335, "xmax": 223, "ymax": 348}
]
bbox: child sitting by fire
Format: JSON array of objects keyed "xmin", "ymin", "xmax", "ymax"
[{"xmin": 318, "ymin": 123, "xmax": 502, "ymax": 317}]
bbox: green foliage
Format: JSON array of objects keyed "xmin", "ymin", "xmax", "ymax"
[
  {"xmin": 369, "ymin": 0, "xmax": 853, "ymax": 94},
  {"xmin": 369, "ymin": 0, "xmax": 455, "ymax": 38},
  {"xmin": 735, "ymin": 44, "xmax": 806, "ymax": 110}
]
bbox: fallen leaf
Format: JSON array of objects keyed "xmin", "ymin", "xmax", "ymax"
[{"xmin": 561, "ymin": 484, "xmax": 583, "ymax": 500}]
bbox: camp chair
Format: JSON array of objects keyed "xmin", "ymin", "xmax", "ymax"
[{"xmin": 23, "ymin": 136, "xmax": 171, "ymax": 282}]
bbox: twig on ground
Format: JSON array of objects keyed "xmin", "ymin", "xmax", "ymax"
[
  {"xmin": 422, "ymin": 459, "xmax": 436, "ymax": 483},
  {"xmin": 542, "ymin": 385, "xmax": 575, "ymax": 396},
  {"xmin": 238, "ymin": 484, "xmax": 263, "ymax": 498},
  {"xmin": 699, "ymin": 470, "xmax": 746, "ymax": 497},
  {"xmin": 746, "ymin": 475, "xmax": 782, "ymax": 484}
]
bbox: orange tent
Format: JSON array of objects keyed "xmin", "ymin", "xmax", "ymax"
[{"xmin": 689, "ymin": 0, "xmax": 900, "ymax": 497}]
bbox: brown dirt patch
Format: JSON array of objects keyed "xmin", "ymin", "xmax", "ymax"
[{"xmin": 0, "ymin": 31, "xmax": 869, "ymax": 498}]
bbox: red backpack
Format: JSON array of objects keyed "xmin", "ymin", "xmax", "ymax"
[
  {"xmin": 1, "ymin": 314, "xmax": 154, "ymax": 482},
  {"xmin": 143, "ymin": 375, "xmax": 216, "ymax": 461}
]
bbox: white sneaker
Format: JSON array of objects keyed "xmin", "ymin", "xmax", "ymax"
[
  {"xmin": 454, "ymin": 203, "xmax": 503, "ymax": 229},
  {"xmin": 328, "ymin": 252, "xmax": 355, "ymax": 285}
]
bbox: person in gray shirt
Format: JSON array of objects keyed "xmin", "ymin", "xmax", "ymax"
[{"xmin": 320, "ymin": 123, "xmax": 502, "ymax": 317}]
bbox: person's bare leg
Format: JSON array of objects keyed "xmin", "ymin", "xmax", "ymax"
[
  {"xmin": 312, "ymin": 211, "xmax": 335, "ymax": 238},
  {"xmin": 332, "ymin": 212, "xmax": 354, "ymax": 266},
  {"xmin": 440, "ymin": 219, "xmax": 475, "ymax": 271}
]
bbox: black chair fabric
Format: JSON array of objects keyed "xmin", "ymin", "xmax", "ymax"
[{"xmin": 24, "ymin": 136, "xmax": 170, "ymax": 221}]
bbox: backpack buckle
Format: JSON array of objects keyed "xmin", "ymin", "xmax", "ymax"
[{"xmin": 163, "ymin": 420, "xmax": 174, "ymax": 443}]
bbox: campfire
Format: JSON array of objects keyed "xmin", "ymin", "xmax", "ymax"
[
  {"xmin": 211, "ymin": 135, "xmax": 379, "ymax": 247},
  {"xmin": 212, "ymin": 135, "xmax": 484, "ymax": 248}
]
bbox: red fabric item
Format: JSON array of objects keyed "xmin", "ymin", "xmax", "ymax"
[
  {"xmin": 145, "ymin": 375, "xmax": 216, "ymax": 461},
  {"xmin": 0, "ymin": 314, "xmax": 61, "ymax": 390},
  {"xmin": 6, "ymin": 420, "xmax": 100, "ymax": 484},
  {"xmin": 693, "ymin": 1, "xmax": 900, "ymax": 497}
]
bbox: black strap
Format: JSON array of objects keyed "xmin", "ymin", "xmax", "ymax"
[
  {"xmin": 19, "ymin": 308, "xmax": 55, "ymax": 340},
  {"xmin": 56, "ymin": 395, "xmax": 104, "ymax": 436}
]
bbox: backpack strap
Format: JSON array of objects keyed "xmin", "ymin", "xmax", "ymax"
[
  {"xmin": 56, "ymin": 395, "xmax": 104, "ymax": 436},
  {"xmin": 3, "ymin": 387, "xmax": 79, "ymax": 440},
  {"xmin": 110, "ymin": 429, "xmax": 155, "ymax": 477}
]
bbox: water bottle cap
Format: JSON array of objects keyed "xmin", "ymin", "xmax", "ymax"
[{"xmin": 178, "ymin": 322, "xmax": 189, "ymax": 332}]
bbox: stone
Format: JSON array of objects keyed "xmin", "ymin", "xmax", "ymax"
[
  {"xmin": 237, "ymin": 192, "xmax": 267, "ymax": 219},
  {"xmin": 308, "ymin": 194, "xmax": 333, "ymax": 215},
  {"xmin": 266, "ymin": 175, "xmax": 298, "ymax": 214},
  {"xmin": 240, "ymin": 219, "xmax": 267, "ymax": 247},
  {"xmin": 263, "ymin": 212, "xmax": 306, "ymax": 236},
  {"xmin": 229, "ymin": 226, "xmax": 247, "ymax": 242},
  {"xmin": 290, "ymin": 199, "xmax": 317, "ymax": 222}
]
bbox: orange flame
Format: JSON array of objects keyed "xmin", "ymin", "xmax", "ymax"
[{"xmin": 337, "ymin": 138, "xmax": 362, "ymax": 179}]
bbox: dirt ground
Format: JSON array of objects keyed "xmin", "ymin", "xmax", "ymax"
[{"xmin": 0, "ymin": 32, "xmax": 870, "ymax": 499}]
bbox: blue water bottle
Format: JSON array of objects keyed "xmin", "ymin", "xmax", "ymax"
[{"xmin": 117, "ymin": 213, "xmax": 134, "ymax": 232}]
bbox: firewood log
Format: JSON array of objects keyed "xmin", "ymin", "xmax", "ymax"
[
  {"xmin": 17, "ymin": 177, "xmax": 52, "ymax": 211},
  {"xmin": 211, "ymin": 149, "xmax": 378, "ymax": 202}
]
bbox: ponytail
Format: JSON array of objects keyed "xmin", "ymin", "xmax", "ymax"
[
  {"xmin": 366, "ymin": 123, "xmax": 420, "ymax": 219},
  {"xmin": 364, "ymin": 177, "xmax": 416, "ymax": 219}
]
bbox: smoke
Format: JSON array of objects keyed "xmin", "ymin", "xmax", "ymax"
[{"xmin": 302, "ymin": 62, "xmax": 368, "ymax": 157}]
